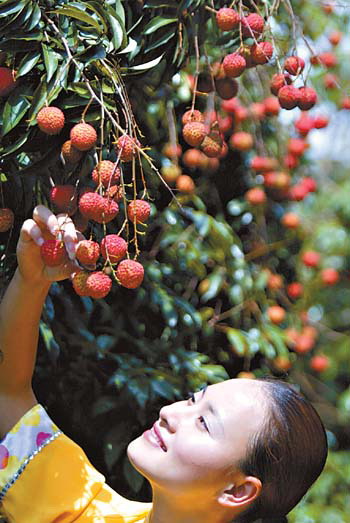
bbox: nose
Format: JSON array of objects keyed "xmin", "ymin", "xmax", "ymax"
[{"xmin": 159, "ymin": 399, "xmax": 189, "ymax": 433}]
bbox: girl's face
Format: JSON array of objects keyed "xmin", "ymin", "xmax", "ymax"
[{"xmin": 127, "ymin": 379, "xmax": 267, "ymax": 498}]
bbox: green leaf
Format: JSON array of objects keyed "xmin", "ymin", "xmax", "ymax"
[
  {"xmin": 50, "ymin": 7, "xmax": 102, "ymax": 33},
  {"xmin": 104, "ymin": 423, "xmax": 130, "ymax": 471},
  {"xmin": 41, "ymin": 44, "xmax": 59, "ymax": 83},
  {"xmin": 16, "ymin": 50, "xmax": 41, "ymax": 78},
  {"xmin": 226, "ymin": 328, "xmax": 247, "ymax": 356},
  {"xmin": 144, "ymin": 1, "xmax": 178, "ymax": 8},
  {"xmin": 143, "ymin": 16, "xmax": 177, "ymax": 35},
  {"xmin": 200, "ymin": 271, "xmax": 224, "ymax": 303},
  {"xmin": 0, "ymin": 0, "xmax": 26, "ymax": 17},
  {"xmin": 127, "ymin": 53, "xmax": 165, "ymax": 73},
  {"xmin": 151, "ymin": 378, "xmax": 175, "ymax": 401},
  {"xmin": 1, "ymin": 87, "xmax": 32, "ymax": 136},
  {"xmin": 26, "ymin": 3, "xmax": 41, "ymax": 31},
  {"xmin": 0, "ymin": 131, "xmax": 29, "ymax": 157}
]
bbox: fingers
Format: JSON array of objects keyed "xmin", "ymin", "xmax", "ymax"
[
  {"xmin": 19, "ymin": 219, "xmax": 45, "ymax": 246},
  {"xmin": 57, "ymin": 214, "xmax": 78, "ymax": 259},
  {"xmin": 33, "ymin": 205, "xmax": 60, "ymax": 236}
]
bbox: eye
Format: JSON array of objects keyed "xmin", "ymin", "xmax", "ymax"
[{"xmin": 187, "ymin": 392, "xmax": 209, "ymax": 432}]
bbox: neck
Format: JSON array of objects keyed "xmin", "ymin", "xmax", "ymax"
[{"xmin": 148, "ymin": 487, "xmax": 233, "ymax": 523}]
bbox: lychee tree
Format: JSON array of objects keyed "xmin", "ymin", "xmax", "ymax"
[{"xmin": 0, "ymin": 1, "xmax": 349, "ymax": 519}]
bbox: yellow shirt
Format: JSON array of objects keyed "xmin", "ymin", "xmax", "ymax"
[{"xmin": 0, "ymin": 404, "xmax": 152, "ymax": 523}]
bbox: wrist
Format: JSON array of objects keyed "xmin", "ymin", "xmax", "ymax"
[{"xmin": 14, "ymin": 268, "xmax": 52, "ymax": 294}]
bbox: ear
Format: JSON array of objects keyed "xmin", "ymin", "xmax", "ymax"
[{"xmin": 217, "ymin": 476, "xmax": 262, "ymax": 510}]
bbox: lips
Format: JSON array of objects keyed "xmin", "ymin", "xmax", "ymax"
[{"xmin": 152, "ymin": 423, "xmax": 167, "ymax": 452}]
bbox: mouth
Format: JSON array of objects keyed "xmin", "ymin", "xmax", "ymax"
[{"xmin": 151, "ymin": 423, "xmax": 167, "ymax": 452}]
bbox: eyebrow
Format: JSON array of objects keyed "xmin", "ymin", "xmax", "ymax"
[{"xmin": 200, "ymin": 385, "xmax": 225, "ymax": 436}]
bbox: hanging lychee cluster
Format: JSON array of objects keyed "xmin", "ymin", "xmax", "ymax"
[{"xmin": 34, "ymin": 104, "xmax": 150, "ymax": 299}]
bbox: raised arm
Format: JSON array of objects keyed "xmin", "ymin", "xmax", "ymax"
[{"xmin": 0, "ymin": 206, "xmax": 79, "ymax": 437}]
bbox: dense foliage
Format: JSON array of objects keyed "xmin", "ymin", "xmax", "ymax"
[{"xmin": 0, "ymin": 0, "xmax": 349, "ymax": 520}]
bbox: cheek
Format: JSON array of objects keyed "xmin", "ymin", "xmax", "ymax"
[{"xmin": 171, "ymin": 434, "xmax": 227, "ymax": 475}]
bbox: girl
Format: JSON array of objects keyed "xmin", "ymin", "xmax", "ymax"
[{"xmin": 0, "ymin": 206, "xmax": 328, "ymax": 523}]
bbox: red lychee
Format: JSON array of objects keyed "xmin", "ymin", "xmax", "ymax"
[
  {"xmin": 127, "ymin": 200, "xmax": 151, "ymax": 223},
  {"xmin": 182, "ymin": 122, "xmax": 207, "ymax": 147},
  {"xmin": 230, "ymin": 131, "xmax": 253, "ymax": 151},
  {"xmin": 270, "ymin": 73, "xmax": 292, "ymax": 96},
  {"xmin": 313, "ymin": 115, "xmax": 329, "ymax": 129},
  {"xmin": 105, "ymin": 184, "xmax": 124, "ymax": 202},
  {"xmin": 0, "ymin": 208, "xmax": 14, "ymax": 232},
  {"xmin": 294, "ymin": 113, "xmax": 315, "ymax": 136},
  {"xmin": 281, "ymin": 212, "xmax": 300, "ymax": 229},
  {"xmin": 278, "ymin": 85, "xmax": 300, "ymax": 110},
  {"xmin": 86, "ymin": 271, "xmax": 112, "ymax": 299},
  {"xmin": 245, "ymin": 187, "xmax": 266, "ymax": 205},
  {"xmin": 40, "ymin": 239, "xmax": 68, "ymax": 267},
  {"xmin": 79, "ymin": 192, "xmax": 119, "ymax": 223},
  {"xmin": 0, "ymin": 67, "xmax": 16, "ymax": 96},
  {"xmin": 287, "ymin": 138, "xmax": 308, "ymax": 157},
  {"xmin": 250, "ymin": 156, "xmax": 278, "ymax": 172},
  {"xmin": 162, "ymin": 142, "xmax": 182, "ymax": 158},
  {"xmin": 115, "ymin": 135, "xmax": 140, "ymax": 161},
  {"xmin": 328, "ymin": 31, "xmax": 342, "ymax": 46},
  {"xmin": 116, "ymin": 259, "xmax": 144, "ymax": 289},
  {"xmin": 241, "ymin": 13, "xmax": 265, "ymax": 38},
  {"xmin": 76, "ymin": 240, "xmax": 100, "ymax": 265},
  {"xmin": 91, "ymin": 160, "xmax": 121, "ymax": 188},
  {"xmin": 101, "ymin": 235, "xmax": 128, "ymax": 264},
  {"xmin": 182, "ymin": 149, "xmax": 208, "ymax": 169},
  {"xmin": 251, "ymin": 42, "xmax": 273, "ymax": 65},
  {"xmin": 216, "ymin": 7, "xmax": 240, "ymax": 30},
  {"xmin": 61, "ymin": 140, "xmax": 83, "ymax": 164},
  {"xmin": 37, "ymin": 107, "xmax": 65, "ymax": 135},
  {"xmin": 301, "ymin": 250, "xmax": 320, "ymax": 268},
  {"xmin": 317, "ymin": 52, "xmax": 337, "ymax": 68},
  {"xmin": 263, "ymin": 97, "xmax": 280, "ymax": 116},
  {"xmin": 310, "ymin": 355, "xmax": 330, "ymax": 372},
  {"xmin": 284, "ymin": 56, "xmax": 305, "ymax": 75},
  {"xmin": 223, "ymin": 53, "xmax": 246, "ymax": 78},
  {"xmin": 321, "ymin": 268, "xmax": 339, "ymax": 285},
  {"xmin": 287, "ymin": 282, "xmax": 303, "ymax": 299},
  {"xmin": 267, "ymin": 305, "xmax": 286, "ymax": 324},
  {"xmin": 70, "ymin": 123, "xmax": 97, "ymax": 151},
  {"xmin": 50, "ymin": 185, "xmax": 78, "ymax": 215},
  {"xmin": 298, "ymin": 87, "xmax": 317, "ymax": 111}
]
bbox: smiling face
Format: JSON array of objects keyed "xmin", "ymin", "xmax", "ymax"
[{"xmin": 127, "ymin": 378, "xmax": 268, "ymax": 499}]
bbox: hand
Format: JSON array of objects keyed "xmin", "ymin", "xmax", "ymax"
[{"xmin": 16, "ymin": 205, "xmax": 81, "ymax": 285}]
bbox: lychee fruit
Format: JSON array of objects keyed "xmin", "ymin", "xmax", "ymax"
[
  {"xmin": 115, "ymin": 135, "xmax": 140, "ymax": 162},
  {"xmin": 294, "ymin": 113, "xmax": 315, "ymax": 136},
  {"xmin": 278, "ymin": 85, "xmax": 300, "ymax": 110},
  {"xmin": 281, "ymin": 212, "xmax": 300, "ymax": 229},
  {"xmin": 287, "ymin": 282, "xmax": 303, "ymax": 299},
  {"xmin": 310, "ymin": 355, "xmax": 330, "ymax": 373},
  {"xmin": 222, "ymin": 53, "xmax": 246, "ymax": 78},
  {"xmin": 298, "ymin": 87, "xmax": 317, "ymax": 111},
  {"xmin": 181, "ymin": 109, "xmax": 204, "ymax": 125},
  {"xmin": 0, "ymin": 208, "xmax": 14, "ymax": 232},
  {"xmin": 182, "ymin": 149, "xmax": 208, "ymax": 169},
  {"xmin": 250, "ymin": 156, "xmax": 278, "ymax": 172},
  {"xmin": 328, "ymin": 31, "xmax": 342, "ymax": 46},
  {"xmin": 91, "ymin": 160, "xmax": 121, "ymax": 188},
  {"xmin": 245, "ymin": 187, "xmax": 266, "ymax": 205},
  {"xmin": 241, "ymin": 13, "xmax": 265, "ymax": 38},
  {"xmin": 37, "ymin": 106, "xmax": 65, "ymax": 135},
  {"xmin": 70, "ymin": 123, "xmax": 97, "ymax": 151},
  {"xmin": 40, "ymin": 239, "xmax": 68, "ymax": 267},
  {"xmin": 161, "ymin": 164, "xmax": 182, "ymax": 183},
  {"xmin": 101, "ymin": 235, "xmax": 127, "ymax": 264},
  {"xmin": 79, "ymin": 192, "xmax": 118, "ymax": 223},
  {"xmin": 270, "ymin": 73, "xmax": 292, "ymax": 96},
  {"xmin": 61, "ymin": 140, "xmax": 83, "ymax": 164},
  {"xmin": 76, "ymin": 240, "xmax": 100, "ymax": 265},
  {"xmin": 0, "ymin": 67, "xmax": 16, "ymax": 96},
  {"xmin": 251, "ymin": 42, "xmax": 273, "ymax": 65},
  {"xmin": 313, "ymin": 115, "xmax": 329, "ymax": 129},
  {"xmin": 215, "ymin": 77, "xmax": 239, "ymax": 100},
  {"xmin": 263, "ymin": 97, "xmax": 280, "ymax": 116},
  {"xmin": 216, "ymin": 7, "xmax": 240, "ymax": 30},
  {"xmin": 72, "ymin": 271, "xmax": 90, "ymax": 296},
  {"xmin": 162, "ymin": 142, "xmax": 182, "ymax": 158},
  {"xmin": 321, "ymin": 268, "xmax": 339, "ymax": 285},
  {"xmin": 116, "ymin": 259, "xmax": 144, "ymax": 289},
  {"xmin": 284, "ymin": 56, "xmax": 305, "ymax": 76},
  {"xmin": 267, "ymin": 305, "xmax": 286, "ymax": 324},
  {"xmin": 127, "ymin": 200, "xmax": 151, "ymax": 223},
  {"xmin": 230, "ymin": 131, "xmax": 253, "ymax": 151},
  {"xmin": 302, "ymin": 250, "xmax": 320, "ymax": 268},
  {"xmin": 50, "ymin": 185, "xmax": 78, "ymax": 215},
  {"xmin": 182, "ymin": 122, "xmax": 207, "ymax": 147},
  {"xmin": 176, "ymin": 174, "xmax": 195, "ymax": 193},
  {"xmin": 105, "ymin": 184, "xmax": 124, "ymax": 202},
  {"xmin": 201, "ymin": 130, "xmax": 223, "ymax": 158},
  {"xmin": 86, "ymin": 271, "xmax": 112, "ymax": 299}
]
